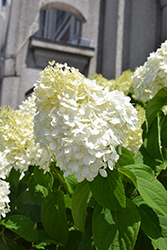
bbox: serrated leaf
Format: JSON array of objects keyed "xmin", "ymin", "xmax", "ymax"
[
  {"xmin": 41, "ymin": 190, "xmax": 68, "ymax": 246},
  {"xmin": 134, "ymin": 196, "xmax": 167, "ymax": 250},
  {"xmin": 1, "ymin": 215, "xmax": 38, "ymax": 242},
  {"xmin": 72, "ymin": 180, "xmax": 90, "ymax": 233},
  {"xmin": 146, "ymin": 87, "xmax": 167, "ymax": 129},
  {"xmin": 93, "ymin": 199, "xmax": 141, "ymax": 250},
  {"xmin": 124, "ymin": 164, "xmax": 167, "ymax": 218},
  {"xmin": 116, "ymin": 147, "xmax": 135, "ymax": 167},
  {"xmin": 89, "ymin": 169, "xmax": 126, "ymax": 211}
]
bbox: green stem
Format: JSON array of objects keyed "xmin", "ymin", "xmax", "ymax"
[{"xmin": 50, "ymin": 164, "xmax": 72, "ymax": 198}]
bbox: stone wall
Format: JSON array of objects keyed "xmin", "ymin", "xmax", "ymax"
[{"xmin": 1, "ymin": 0, "xmax": 167, "ymax": 109}]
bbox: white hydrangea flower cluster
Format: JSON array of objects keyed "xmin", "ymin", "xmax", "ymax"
[
  {"xmin": 0, "ymin": 179, "xmax": 10, "ymax": 220},
  {"xmin": 132, "ymin": 40, "xmax": 167, "ymax": 102},
  {"xmin": 0, "ymin": 95, "xmax": 52, "ymax": 173},
  {"xmin": 0, "ymin": 152, "xmax": 11, "ymax": 179},
  {"xmin": 124, "ymin": 105, "xmax": 145, "ymax": 155},
  {"xmin": 34, "ymin": 62, "xmax": 138, "ymax": 182}
]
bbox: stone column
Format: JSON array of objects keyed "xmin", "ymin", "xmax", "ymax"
[
  {"xmin": 1, "ymin": 0, "xmax": 21, "ymax": 109},
  {"xmin": 115, "ymin": 0, "xmax": 125, "ymax": 77},
  {"xmin": 160, "ymin": 0, "xmax": 167, "ymax": 42}
]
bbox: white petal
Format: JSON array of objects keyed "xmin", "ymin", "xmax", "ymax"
[
  {"xmin": 82, "ymin": 166, "xmax": 89, "ymax": 176},
  {"xmin": 49, "ymin": 141, "xmax": 57, "ymax": 150},
  {"xmin": 99, "ymin": 169, "xmax": 107, "ymax": 177},
  {"xmin": 63, "ymin": 170, "xmax": 70, "ymax": 178}
]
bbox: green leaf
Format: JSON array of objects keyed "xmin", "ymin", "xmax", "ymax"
[
  {"xmin": 7, "ymin": 168, "xmax": 21, "ymax": 207},
  {"xmin": 11, "ymin": 189, "xmax": 33, "ymax": 215},
  {"xmin": 64, "ymin": 230, "xmax": 82, "ymax": 250},
  {"xmin": 143, "ymin": 114, "xmax": 163, "ymax": 161},
  {"xmin": 37, "ymin": 229, "xmax": 57, "ymax": 244},
  {"xmin": 1, "ymin": 215, "xmax": 38, "ymax": 242},
  {"xmin": 0, "ymin": 237, "xmax": 9, "ymax": 250},
  {"xmin": 118, "ymin": 167, "xmax": 137, "ymax": 187},
  {"xmin": 65, "ymin": 174, "xmax": 78, "ymax": 194},
  {"xmin": 77, "ymin": 237, "xmax": 94, "ymax": 250},
  {"xmin": 0, "ymin": 240, "xmax": 28, "ymax": 250},
  {"xmin": 146, "ymin": 87, "xmax": 167, "ymax": 129},
  {"xmin": 33, "ymin": 166, "xmax": 52, "ymax": 189},
  {"xmin": 64, "ymin": 195, "xmax": 72, "ymax": 209},
  {"xmin": 93, "ymin": 199, "xmax": 141, "ymax": 250},
  {"xmin": 6, "ymin": 243, "xmax": 27, "ymax": 250},
  {"xmin": 29, "ymin": 176, "xmax": 48, "ymax": 205},
  {"xmin": 89, "ymin": 169, "xmax": 126, "ymax": 211},
  {"xmin": 135, "ymin": 145, "xmax": 165, "ymax": 175},
  {"xmin": 134, "ymin": 196, "xmax": 167, "ymax": 250},
  {"xmin": 29, "ymin": 204, "xmax": 41, "ymax": 223},
  {"xmin": 124, "ymin": 164, "xmax": 167, "ymax": 218},
  {"xmin": 161, "ymin": 114, "xmax": 167, "ymax": 147},
  {"xmin": 158, "ymin": 168, "xmax": 167, "ymax": 189},
  {"xmin": 8, "ymin": 168, "xmax": 21, "ymax": 191},
  {"xmin": 116, "ymin": 147, "xmax": 135, "ymax": 167},
  {"xmin": 72, "ymin": 180, "xmax": 90, "ymax": 233},
  {"xmin": 41, "ymin": 190, "xmax": 68, "ymax": 246},
  {"xmin": 134, "ymin": 229, "xmax": 154, "ymax": 250}
]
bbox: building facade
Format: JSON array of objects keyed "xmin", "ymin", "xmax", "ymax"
[{"xmin": 0, "ymin": 0, "xmax": 167, "ymax": 109}]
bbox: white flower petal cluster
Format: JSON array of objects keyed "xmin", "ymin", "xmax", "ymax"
[
  {"xmin": 0, "ymin": 179, "xmax": 10, "ymax": 220},
  {"xmin": 124, "ymin": 105, "xmax": 145, "ymax": 155},
  {"xmin": 34, "ymin": 62, "xmax": 138, "ymax": 182},
  {"xmin": 0, "ymin": 152, "xmax": 11, "ymax": 179},
  {"xmin": 132, "ymin": 40, "xmax": 167, "ymax": 102},
  {"xmin": 0, "ymin": 95, "xmax": 52, "ymax": 173}
]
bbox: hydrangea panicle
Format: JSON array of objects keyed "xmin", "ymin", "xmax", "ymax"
[
  {"xmin": 132, "ymin": 40, "xmax": 167, "ymax": 102},
  {"xmin": 0, "ymin": 152, "xmax": 11, "ymax": 179},
  {"xmin": 0, "ymin": 95, "xmax": 52, "ymax": 173},
  {"xmin": 124, "ymin": 105, "xmax": 145, "ymax": 154},
  {"xmin": 34, "ymin": 62, "xmax": 138, "ymax": 182},
  {"xmin": 0, "ymin": 179, "xmax": 10, "ymax": 220}
]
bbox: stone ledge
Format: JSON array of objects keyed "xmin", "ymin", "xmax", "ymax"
[
  {"xmin": 26, "ymin": 37, "xmax": 95, "ymax": 76},
  {"xmin": 30, "ymin": 37, "xmax": 95, "ymax": 58}
]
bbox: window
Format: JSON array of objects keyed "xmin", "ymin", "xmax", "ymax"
[
  {"xmin": 2, "ymin": 0, "xmax": 6, "ymax": 6},
  {"xmin": 37, "ymin": 8, "xmax": 81, "ymax": 45}
]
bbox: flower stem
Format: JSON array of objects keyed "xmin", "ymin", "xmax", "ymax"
[{"xmin": 50, "ymin": 163, "xmax": 72, "ymax": 198}]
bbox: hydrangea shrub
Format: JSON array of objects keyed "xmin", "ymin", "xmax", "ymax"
[
  {"xmin": 0, "ymin": 54, "xmax": 167, "ymax": 250},
  {"xmin": 132, "ymin": 40, "xmax": 167, "ymax": 102}
]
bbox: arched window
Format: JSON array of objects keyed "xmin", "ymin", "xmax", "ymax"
[{"xmin": 37, "ymin": 8, "xmax": 81, "ymax": 45}]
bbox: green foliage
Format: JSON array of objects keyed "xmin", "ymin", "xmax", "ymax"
[
  {"xmin": 89, "ymin": 169, "xmax": 126, "ymax": 211},
  {"xmin": 72, "ymin": 180, "xmax": 90, "ymax": 233},
  {"xmin": 41, "ymin": 190, "xmax": 69, "ymax": 246},
  {"xmin": 93, "ymin": 199, "xmax": 140, "ymax": 250},
  {"xmin": 2, "ymin": 76, "xmax": 167, "ymax": 249}
]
